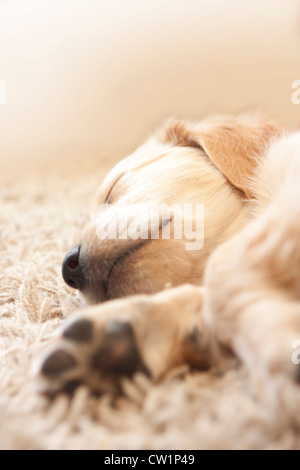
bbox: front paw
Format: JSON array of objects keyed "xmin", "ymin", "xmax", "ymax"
[
  {"xmin": 34, "ymin": 286, "xmax": 209, "ymax": 397},
  {"xmin": 35, "ymin": 312, "xmax": 150, "ymax": 397}
]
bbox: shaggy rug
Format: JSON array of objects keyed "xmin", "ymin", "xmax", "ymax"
[{"xmin": 1, "ymin": 155, "xmax": 300, "ymax": 450}]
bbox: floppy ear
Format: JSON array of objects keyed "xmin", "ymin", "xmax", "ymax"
[{"xmin": 159, "ymin": 113, "xmax": 282, "ymax": 198}]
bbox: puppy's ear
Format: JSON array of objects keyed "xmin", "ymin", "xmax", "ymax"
[{"xmin": 159, "ymin": 113, "xmax": 282, "ymax": 198}]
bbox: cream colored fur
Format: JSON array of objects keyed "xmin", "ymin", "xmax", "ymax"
[{"xmin": 205, "ymin": 132, "xmax": 300, "ymax": 385}]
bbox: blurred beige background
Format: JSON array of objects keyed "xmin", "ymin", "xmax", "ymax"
[{"xmin": 0, "ymin": 0, "xmax": 299, "ymax": 176}]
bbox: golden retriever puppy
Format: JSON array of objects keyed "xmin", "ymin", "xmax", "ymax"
[
  {"xmin": 35, "ymin": 112, "xmax": 285, "ymax": 395},
  {"xmin": 206, "ymin": 132, "xmax": 300, "ymax": 381}
]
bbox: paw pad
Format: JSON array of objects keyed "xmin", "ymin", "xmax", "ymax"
[
  {"xmin": 91, "ymin": 321, "xmax": 150, "ymax": 377},
  {"xmin": 63, "ymin": 319, "xmax": 93, "ymax": 342},
  {"xmin": 41, "ymin": 349, "xmax": 78, "ymax": 377}
]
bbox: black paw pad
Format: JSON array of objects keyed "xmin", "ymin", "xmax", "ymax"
[
  {"xmin": 41, "ymin": 349, "xmax": 78, "ymax": 377},
  {"xmin": 63, "ymin": 319, "xmax": 93, "ymax": 343},
  {"xmin": 90, "ymin": 321, "xmax": 150, "ymax": 377}
]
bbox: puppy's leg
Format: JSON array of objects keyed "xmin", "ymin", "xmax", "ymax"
[
  {"xmin": 205, "ymin": 196, "xmax": 300, "ymax": 383},
  {"xmin": 35, "ymin": 285, "xmax": 213, "ymax": 395}
]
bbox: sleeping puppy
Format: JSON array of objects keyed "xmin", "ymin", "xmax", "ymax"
[
  {"xmin": 36, "ymin": 112, "xmax": 292, "ymax": 395},
  {"xmin": 61, "ymin": 113, "xmax": 278, "ymax": 302}
]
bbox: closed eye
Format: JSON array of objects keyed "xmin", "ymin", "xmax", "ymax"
[{"xmin": 104, "ymin": 174, "xmax": 123, "ymax": 204}]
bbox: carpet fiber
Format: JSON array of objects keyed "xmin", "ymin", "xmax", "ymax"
[{"xmin": 0, "ymin": 158, "xmax": 299, "ymax": 450}]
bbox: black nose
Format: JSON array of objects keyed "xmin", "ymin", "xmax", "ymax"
[{"xmin": 62, "ymin": 245, "xmax": 86, "ymax": 290}]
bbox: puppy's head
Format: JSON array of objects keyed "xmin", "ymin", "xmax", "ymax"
[{"xmin": 62, "ymin": 113, "xmax": 281, "ymax": 303}]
